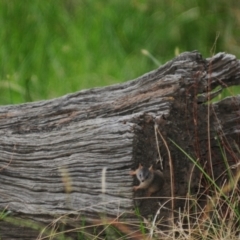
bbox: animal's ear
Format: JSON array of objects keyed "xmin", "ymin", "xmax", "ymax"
[
  {"xmin": 138, "ymin": 163, "xmax": 143, "ymax": 169},
  {"xmin": 149, "ymin": 165, "xmax": 153, "ymax": 171}
]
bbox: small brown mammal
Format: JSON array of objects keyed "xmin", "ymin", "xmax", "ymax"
[{"xmin": 130, "ymin": 164, "xmax": 164, "ymax": 196}]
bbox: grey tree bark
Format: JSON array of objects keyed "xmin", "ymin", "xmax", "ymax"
[{"xmin": 0, "ymin": 51, "xmax": 240, "ymax": 239}]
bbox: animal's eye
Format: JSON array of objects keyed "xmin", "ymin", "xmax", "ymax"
[{"xmin": 139, "ymin": 173, "xmax": 142, "ymax": 178}]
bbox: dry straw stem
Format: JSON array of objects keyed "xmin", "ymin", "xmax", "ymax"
[{"xmin": 155, "ymin": 124, "xmax": 175, "ymax": 225}]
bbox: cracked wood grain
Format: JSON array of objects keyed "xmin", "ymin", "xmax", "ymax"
[{"xmin": 0, "ymin": 51, "xmax": 240, "ymax": 239}]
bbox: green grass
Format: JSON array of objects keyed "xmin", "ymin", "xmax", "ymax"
[
  {"xmin": 0, "ymin": 1, "xmax": 240, "ymax": 238},
  {"xmin": 0, "ymin": 0, "xmax": 240, "ymax": 105}
]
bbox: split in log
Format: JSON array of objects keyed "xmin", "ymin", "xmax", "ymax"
[{"xmin": 0, "ymin": 51, "xmax": 240, "ymax": 239}]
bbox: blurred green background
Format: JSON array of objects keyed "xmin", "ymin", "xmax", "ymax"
[{"xmin": 0, "ymin": 0, "xmax": 240, "ymax": 105}]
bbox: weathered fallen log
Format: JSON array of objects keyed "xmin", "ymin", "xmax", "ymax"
[{"xmin": 0, "ymin": 51, "xmax": 240, "ymax": 239}]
